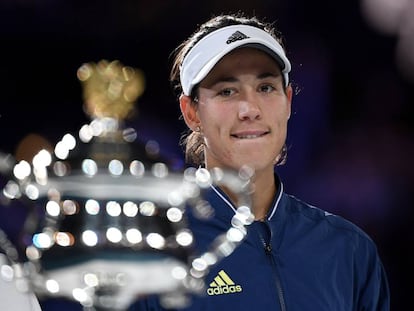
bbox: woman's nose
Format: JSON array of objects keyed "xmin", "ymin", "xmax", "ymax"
[{"xmin": 238, "ymin": 92, "xmax": 261, "ymax": 120}]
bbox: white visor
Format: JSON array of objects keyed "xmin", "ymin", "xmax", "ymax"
[{"xmin": 180, "ymin": 24, "xmax": 291, "ymax": 96}]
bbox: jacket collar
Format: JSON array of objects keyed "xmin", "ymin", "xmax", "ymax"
[{"xmin": 207, "ymin": 173, "xmax": 285, "ymax": 221}]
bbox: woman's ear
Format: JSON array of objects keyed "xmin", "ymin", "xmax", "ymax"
[
  {"xmin": 179, "ymin": 94, "xmax": 200, "ymax": 130},
  {"xmin": 286, "ymin": 85, "xmax": 293, "ymax": 120}
]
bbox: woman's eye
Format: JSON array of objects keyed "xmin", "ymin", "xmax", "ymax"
[
  {"xmin": 260, "ymin": 84, "xmax": 275, "ymax": 93},
  {"xmin": 218, "ymin": 88, "xmax": 234, "ymax": 97}
]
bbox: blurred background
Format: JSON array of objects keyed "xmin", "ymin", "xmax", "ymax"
[{"xmin": 0, "ymin": 0, "xmax": 413, "ymax": 310}]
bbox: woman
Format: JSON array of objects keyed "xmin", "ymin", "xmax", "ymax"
[{"xmin": 133, "ymin": 12, "xmax": 390, "ymax": 311}]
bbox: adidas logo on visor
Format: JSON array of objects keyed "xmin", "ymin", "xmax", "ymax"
[
  {"xmin": 207, "ymin": 270, "xmax": 243, "ymax": 295},
  {"xmin": 226, "ymin": 31, "xmax": 249, "ymax": 44}
]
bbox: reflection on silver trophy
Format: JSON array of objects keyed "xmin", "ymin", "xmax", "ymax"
[{"xmin": 0, "ymin": 60, "xmax": 254, "ymax": 310}]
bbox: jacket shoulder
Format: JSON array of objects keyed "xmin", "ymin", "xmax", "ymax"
[{"xmin": 282, "ymin": 193, "xmax": 376, "ymax": 245}]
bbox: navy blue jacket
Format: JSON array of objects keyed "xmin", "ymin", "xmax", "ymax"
[{"xmin": 131, "ymin": 175, "xmax": 390, "ymax": 310}]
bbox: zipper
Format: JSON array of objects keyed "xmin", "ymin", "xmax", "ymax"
[{"xmin": 258, "ymin": 221, "xmax": 286, "ymax": 311}]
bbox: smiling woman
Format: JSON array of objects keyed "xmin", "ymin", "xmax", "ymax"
[
  {"xmin": 130, "ymin": 12, "xmax": 390, "ymax": 311},
  {"xmin": 192, "ymin": 48, "xmax": 291, "ymax": 174}
]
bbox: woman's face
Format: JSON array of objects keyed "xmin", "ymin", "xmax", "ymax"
[{"xmin": 182, "ymin": 47, "xmax": 292, "ymax": 173}]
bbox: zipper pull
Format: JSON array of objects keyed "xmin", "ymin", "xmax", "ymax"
[{"xmin": 264, "ymin": 243, "xmax": 272, "ymax": 253}]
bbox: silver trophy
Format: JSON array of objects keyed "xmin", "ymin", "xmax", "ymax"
[{"xmin": 1, "ymin": 60, "xmax": 254, "ymax": 310}]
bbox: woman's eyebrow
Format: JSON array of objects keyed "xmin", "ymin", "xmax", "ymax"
[
  {"xmin": 257, "ymin": 72, "xmax": 281, "ymax": 79},
  {"xmin": 204, "ymin": 76, "xmax": 237, "ymax": 88},
  {"xmin": 215, "ymin": 76, "xmax": 238, "ymax": 83},
  {"xmin": 204, "ymin": 71, "xmax": 281, "ymax": 88}
]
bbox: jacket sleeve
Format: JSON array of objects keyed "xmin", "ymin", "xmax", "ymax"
[{"xmin": 355, "ymin": 235, "xmax": 390, "ymax": 311}]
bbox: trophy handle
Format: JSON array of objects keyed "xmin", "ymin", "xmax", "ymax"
[{"xmin": 0, "ymin": 229, "xmax": 42, "ymax": 311}]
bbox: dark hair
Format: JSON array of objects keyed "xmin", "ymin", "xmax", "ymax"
[{"xmin": 169, "ymin": 13, "xmax": 289, "ymax": 167}]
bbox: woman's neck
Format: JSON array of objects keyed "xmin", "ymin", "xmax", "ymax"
[
  {"xmin": 250, "ymin": 169, "xmax": 277, "ymax": 221},
  {"xmin": 214, "ymin": 167, "xmax": 277, "ymax": 221}
]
